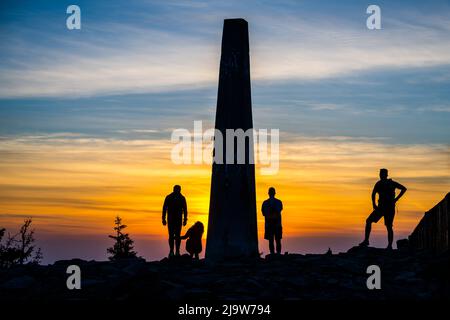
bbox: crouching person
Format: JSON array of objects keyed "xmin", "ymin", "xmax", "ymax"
[{"xmin": 180, "ymin": 221, "xmax": 204, "ymax": 259}]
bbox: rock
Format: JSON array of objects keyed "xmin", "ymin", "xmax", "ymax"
[
  {"xmin": 81, "ymin": 278, "xmax": 106, "ymax": 287},
  {"xmin": 99, "ymin": 264, "xmax": 120, "ymax": 275},
  {"xmin": 186, "ymin": 288, "xmax": 211, "ymax": 299},
  {"xmin": 1, "ymin": 275, "xmax": 36, "ymax": 289},
  {"xmin": 161, "ymin": 280, "xmax": 185, "ymax": 300},
  {"xmin": 53, "ymin": 258, "xmax": 89, "ymax": 267},
  {"xmin": 243, "ymin": 277, "xmax": 265, "ymax": 290},
  {"xmin": 122, "ymin": 261, "xmax": 146, "ymax": 275},
  {"xmin": 0, "ymin": 248, "xmax": 447, "ymax": 300},
  {"xmin": 396, "ymin": 238, "xmax": 409, "ymax": 250}
]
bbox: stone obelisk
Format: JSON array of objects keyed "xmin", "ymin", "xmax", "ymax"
[{"xmin": 205, "ymin": 19, "xmax": 258, "ymax": 260}]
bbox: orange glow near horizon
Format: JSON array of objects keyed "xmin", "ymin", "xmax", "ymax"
[{"xmin": 0, "ymin": 135, "xmax": 448, "ymax": 261}]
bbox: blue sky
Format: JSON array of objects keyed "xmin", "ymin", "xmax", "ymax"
[{"xmin": 1, "ymin": 0, "xmax": 450, "ymax": 143}]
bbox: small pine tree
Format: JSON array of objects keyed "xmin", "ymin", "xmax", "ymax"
[{"xmin": 107, "ymin": 216, "xmax": 137, "ymax": 261}]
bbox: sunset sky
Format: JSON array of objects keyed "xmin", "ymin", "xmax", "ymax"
[{"xmin": 1, "ymin": 0, "xmax": 449, "ymax": 264}]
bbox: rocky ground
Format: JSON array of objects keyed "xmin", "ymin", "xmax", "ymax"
[{"xmin": 0, "ymin": 246, "xmax": 448, "ymax": 301}]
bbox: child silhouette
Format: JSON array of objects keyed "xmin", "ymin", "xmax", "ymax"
[{"xmin": 180, "ymin": 221, "xmax": 204, "ymax": 259}]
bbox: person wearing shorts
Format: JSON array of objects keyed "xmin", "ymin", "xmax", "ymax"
[
  {"xmin": 262, "ymin": 187, "xmax": 283, "ymax": 255},
  {"xmin": 359, "ymin": 169, "xmax": 407, "ymax": 249}
]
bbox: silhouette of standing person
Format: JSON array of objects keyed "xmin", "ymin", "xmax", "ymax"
[
  {"xmin": 162, "ymin": 185, "xmax": 187, "ymax": 257},
  {"xmin": 359, "ymin": 168, "xmax": 407, "ymax": 249},
  {"xmin": 262, "ymin": 187, "xmax": 283, "ymax": 255}
]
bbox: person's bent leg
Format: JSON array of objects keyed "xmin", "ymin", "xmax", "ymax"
[
  {"xmin": 359, "ymin": 218, "xmax": 372, "ymax": 246},
  {"xmin": 360, "ymin": 210, "xmax": 380, "ymax": 246},
  {"xmin": 365, "ymin": 218, "xmax": 372, "ymax": 242}
]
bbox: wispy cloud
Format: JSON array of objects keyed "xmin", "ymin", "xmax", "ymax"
[
  {"xmin": 0, "ymin": 23, "xmax": 219, "ymax": 98},
  {"xmin": 1, "ymin": 2, "xmax": 450, "ymax": 97},
  {"xmin": 250, "ymin": 11, "xmax": 450, "ymax": 81},
  {"xmin": 417, "ymin": 105, "xmax": 450, "ymax": 113}
]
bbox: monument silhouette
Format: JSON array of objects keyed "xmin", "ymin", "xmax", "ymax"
[{"xmin": 205, "ymin": 19, "xmax": 259, "ymax": 260}]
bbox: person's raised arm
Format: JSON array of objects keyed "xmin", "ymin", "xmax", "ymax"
[
  {"xmin": 162, "ymin": 196, "xmax": 168, "ymax": 226},
  {"xmin": 394, "ymin": 182, "xmax": 407, "ymax": 203}
]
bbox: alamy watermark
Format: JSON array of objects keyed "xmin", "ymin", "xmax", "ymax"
[
  {"xmin": 366, "ymin": 265, "xmax": 381, "ymax": 289},
  {"xmin": 366, "ymin": 5, "xmax": 381, "ymax": 30},
  {"xmin": 171, "ymin": 121, "xmax": 279, "ymax": 175},
  {"xmin": 66, "ymin": 5, "xmax": 81, "ymax": 30},
  {"xmin": 66, "ymin": 265, "xmax": 81, "ymax": 290}
]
